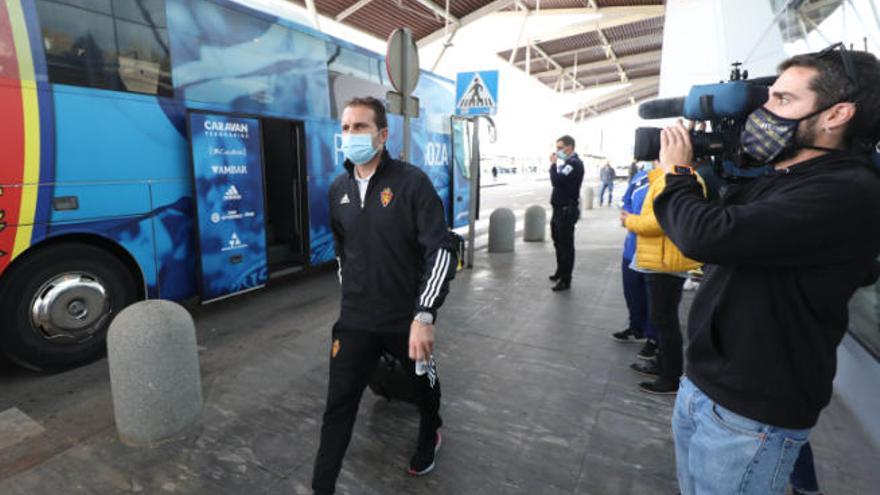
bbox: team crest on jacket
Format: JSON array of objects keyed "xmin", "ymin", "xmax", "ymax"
[{"xmin": 380, "ymin": 187, "xmax": 394, "ymax": 207}]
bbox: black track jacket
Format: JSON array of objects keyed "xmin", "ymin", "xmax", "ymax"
[
  {"xmin": 329, "ymin": 149, "xmax": 456, "ymax": 333},
  {"xmin": 654, "ymin": 151, "xmax": 880, "ymax": 429}
]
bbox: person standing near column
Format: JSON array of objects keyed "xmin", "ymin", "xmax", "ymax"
[
  {"xmin": 548, "ymin": 135, "xmax": 585, "ymax": 292},
  {"xmin": 599, "ymin": 162, "xmax": 616, "ymax": 206}
]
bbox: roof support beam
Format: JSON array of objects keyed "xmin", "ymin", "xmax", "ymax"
[
  {"xmin": 508, "ymin": 1, "xmax": 532, "ymax": 65},
  {"xmin": 336, "ymin": 0, "xmax": 376, "ymax": 21},
  {"xmin": 530, "ymin": 43, "xmax": 584, "ymax": 90},
  {"xmin": 530, "ymin": 6, "xmax": 664, "ymax": 44},
  {"xmin": 418, "ymin": 0, "xmax": 516, "ymax": 47},
  {"xmin": 529, "ymin": 49, "xmax": 661, "ymax": 78},
  {"xmin": 304, "ymin": 0, "xmax": 321, "ymax": 30},
  {"xmin": 568, "ymin": 74, "xmax": 659, "ymax": 94},
  {"xmin": 411, "ymin": 0, "xmax": 459, "ymax": 25},
  {"xmin": 596, "ymin": 28, "xmax": 627, "ymax": 83},
  {"xmin": 518, "ymin": 38, "xmax": 661, "ymax": 66},
  {"xmin": 569, "ymin": 77, "xmax": 659, "ymax": 120},
  {"xmin": 430, "ymin": 25, "xmax": 458, "ymax": 71}
]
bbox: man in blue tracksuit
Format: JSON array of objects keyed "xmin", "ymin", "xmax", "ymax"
[{"xmin": 611, "ymin": 164, "xmax": 658, "ymax": 361}]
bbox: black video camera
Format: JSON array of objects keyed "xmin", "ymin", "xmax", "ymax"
[{"xmin": 634, "ymin": 64, "xmax": 775, "ymax": 174}]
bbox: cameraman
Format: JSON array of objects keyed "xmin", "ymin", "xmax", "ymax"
[{"xmin": 653, "ymin": 47, "xmax": 880, "ymax": 495}]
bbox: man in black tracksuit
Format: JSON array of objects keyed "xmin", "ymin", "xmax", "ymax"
[
  {"xmin": 548, "ymin": 135, "xmax": 585, "ymax": 291},
  {"xmin": 312, "ymin": 97, "xmax": 456, "ymax": 494},
  {"xmin": 652, "ymin": 49, "xmax": 880, "ymax": 494}
]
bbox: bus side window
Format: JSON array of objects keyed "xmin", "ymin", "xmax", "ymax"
[
  {"xmin": 326, "ymin": 42, "xmax": 388, "ymax": 118},
  {"xmin": 35, "ymin": 0, "xmax": 172, "ymax": 97}
]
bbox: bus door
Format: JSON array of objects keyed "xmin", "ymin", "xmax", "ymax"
[
  {"xmin": 261, "ymin": 118, "xmax": 309, "ymax": 275},
  {"xmin": 450, "ymin": 117, "xmax": 475, "ymax": 229}
]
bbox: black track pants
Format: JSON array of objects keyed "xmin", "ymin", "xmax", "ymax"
[{"xmin": 312, "ymin": 325, "xmax": 442, "ymax": 494}]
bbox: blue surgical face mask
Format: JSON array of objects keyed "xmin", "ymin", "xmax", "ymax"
[
  {"xmin": 556, "ymin": 150, "xmax": 569, "ymax": 161},
  {"xmin": 342, "ymin": 133, "xmax": 379, "ymax": 165}
]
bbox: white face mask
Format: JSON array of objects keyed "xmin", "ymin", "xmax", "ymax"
[{"xmin": 556, "ymin": 150, "xmax": 569, "ymax": 160}]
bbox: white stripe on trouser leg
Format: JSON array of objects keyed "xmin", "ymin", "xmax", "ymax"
[
  {"xmin": 336, "ymin": 257, "xmax": 342, "ymax": 285},
  {"xmin": 419, "ymin": 250, "xmax": 447, "ymax": 307},
  {"xmin": 425, "ymin": 253, "xmax": 450, "ymax": 308}
]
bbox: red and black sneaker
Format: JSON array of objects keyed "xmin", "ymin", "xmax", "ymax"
[{"xmin": 408, "ymin": 430, "xmax": 442, "ymax": 476}]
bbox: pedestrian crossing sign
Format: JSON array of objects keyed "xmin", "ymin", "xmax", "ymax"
[{"xmin": 455, "ymin": 71, "xmax": 499, "ymax": 116}]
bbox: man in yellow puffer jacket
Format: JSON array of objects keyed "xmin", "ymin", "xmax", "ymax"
[{"xmin": 621, "ymin": 166, "xmax": 705, "ymax": 394}]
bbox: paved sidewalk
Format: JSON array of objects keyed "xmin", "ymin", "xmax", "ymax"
[{"xmin": 1, "ymin": 206, "xmax": 878, "ymax": 494}]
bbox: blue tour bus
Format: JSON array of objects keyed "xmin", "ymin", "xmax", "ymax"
[{"xmin": 0, "ymin": 0, "xmax": 471, "ymax": 370}]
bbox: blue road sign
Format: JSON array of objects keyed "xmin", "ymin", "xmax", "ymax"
[{"xmin": 455, "ymin": 71, "xmax": 499, "ymax": 116}]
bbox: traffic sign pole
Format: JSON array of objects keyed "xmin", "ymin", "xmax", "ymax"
[
  {"xmin": 402, "ymin": 32, "xmax": 412, "ymax": 162},
  {"xmin": 467, "ymin": 117, "xmax": 479, "ymax": 268},
  {"xmin": 386, "ymin": 28, "xmax": 420, "ymax": 163}
]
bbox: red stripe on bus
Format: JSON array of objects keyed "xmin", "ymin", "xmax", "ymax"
[{"xmin": 0, "ymin": 2, "xmax": 25, "ymax": 272}]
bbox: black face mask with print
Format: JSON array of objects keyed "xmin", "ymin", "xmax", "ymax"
[{"xmin": 739, "ymin": 104, "xmax": 840, "ymax": 165}]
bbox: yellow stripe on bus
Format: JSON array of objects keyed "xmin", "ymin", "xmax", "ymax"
[{"xmin": 7, "ymin": 0, "xmax": 42, "ymax": 258}]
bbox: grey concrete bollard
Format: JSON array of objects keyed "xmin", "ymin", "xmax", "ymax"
[
  {"xmin": 523, "ymin": 205, "xmax": 546, "ymax": 242},
  {"xmin": 583, "ymin": 187, "xmax": 594, "ymax": 210},
  {"xmin": 107, "ymin": 300, "xmax": 203, "ymax": 446},
  {"xmin": 488, "ymin": 207, "xmax": 516, "ymax": 253}
]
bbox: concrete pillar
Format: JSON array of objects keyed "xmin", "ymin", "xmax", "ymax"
[
  {"xmin": 583, "ymin": 187, "xmax": 594, "ymax": 210},
  {"xmin": 523, "ymin": 205, "xmax": 546, "ymax": 242},
  {"xmin": 107, "ymin": 300, "xmax": 203, "ymax": 446},
  {"xmin": 488, "ymin": 208, "xmax": 516, "ymax": 253},
  {"xmin": 660, "ymin": 0, "xmax": 786, "ymax": 98}
]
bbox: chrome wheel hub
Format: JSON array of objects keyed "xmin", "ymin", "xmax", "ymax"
[{"xmin": 30, "ymin": 272, "xmax": 110, "ymax": 344}]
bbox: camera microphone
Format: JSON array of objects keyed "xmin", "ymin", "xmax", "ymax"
[
  {"xmin": 637, "ymin": 81, "xmax": 772, "ymax": 121},
  {"xmin": 638, "ymin": 97, "xmax": 685, "ymax": 119}
]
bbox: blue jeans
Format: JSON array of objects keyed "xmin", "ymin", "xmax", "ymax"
[
  {"xmin": 599, "ymin": 182, "xmax": 613, "ymax": 205},
  {"xmin": 673, "ymin": 377, "xmax": 811, "ymax": 495},
  {"xmin": 621, "ymin": 257, "xmax": 657, "ymax": 340}
]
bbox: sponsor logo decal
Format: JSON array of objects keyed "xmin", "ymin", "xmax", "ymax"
[
  {"xmin": 221, "ymin": 232, "xmax": 248, "ymax": 252},
  {"xmin": 223, "ymin": 185, "xmax": 242, "ymax": 201}
]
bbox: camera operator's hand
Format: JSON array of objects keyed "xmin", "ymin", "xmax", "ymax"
[{"xmin": 660, "ymin": 119, "xmax": 694, "ymax": 173}]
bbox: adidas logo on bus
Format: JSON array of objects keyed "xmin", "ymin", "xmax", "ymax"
[{"xmin": 224, "ymin": 185, "xmax": 242, "ymax": 201}]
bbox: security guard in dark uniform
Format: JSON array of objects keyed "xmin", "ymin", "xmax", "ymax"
[
  {"xmin": 548, "ymin": 135, "xmax": 585, "ymax": 291},
  {"xmin": 312, "ymin": 97, "xmax": 457, "ymax": 495}
]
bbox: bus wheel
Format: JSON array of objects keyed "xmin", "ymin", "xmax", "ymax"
[{"xmin": 0, "ymin": 243, "xmax": 139, "ymax": 371}]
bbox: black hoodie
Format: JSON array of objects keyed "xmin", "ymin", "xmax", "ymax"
[
  {"xmin": 329, "ymin": 150, "xmax": 457, "ymax": 333},
  {"xmin": 654, "ymin": 151, "xmax": 880, "ymax": 429}
]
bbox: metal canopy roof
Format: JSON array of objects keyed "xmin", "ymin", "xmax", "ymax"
[
  {"xmin": 285, "ymin": 0, "xmax": 851, "ymax": 123},
  {"xmin": 497, "ymin": 1, "xmax": 666, "ymax": 122},
  {"xmin": 288, "ymin": 0, "xmax": 523, "ymax": 46},
  {"xmin": 287, "ymin": 0, "xmax": 667, "ymax": 121}
]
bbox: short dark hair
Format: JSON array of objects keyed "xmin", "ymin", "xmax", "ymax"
[
  {"xmin": 557, "ymin": 135, "xmax": 575, "ymax": 148},
  {"xmin": 344, "ymin": 96, "xmax": 388, "ymax": 130},
  {"xmin": 779, "ymin": 49, "xmax": 880, "ymax": 149}
]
